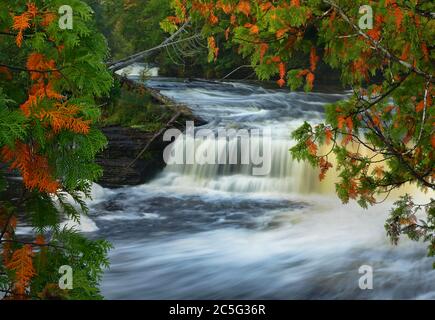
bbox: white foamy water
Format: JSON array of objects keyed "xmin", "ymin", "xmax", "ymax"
[{"xmin": 87, "ymin": 78, "xmax": 434, "ymax": 299}]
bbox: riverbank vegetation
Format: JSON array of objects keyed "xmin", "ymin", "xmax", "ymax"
[{"xmin": 100, "ymin": 81, "xmax": 171, "ymax": 132}]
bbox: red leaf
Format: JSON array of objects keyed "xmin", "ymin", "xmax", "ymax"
[
  {"xmin": 394, "ymin": 7, "xmax": 403, "ymax": 30},
  {"xmin": 325, "ymin": 128, "xmax": 333, "ymax": 145},
  {"xmin": 306, "ymin": 72, "xmax": 315, "ymax": 90},
  {"xmin": 6, "ymin": 245, "xmax": 36, "ymax": 297},
  {"xmin": 237, "ymin": 1, "xmax": 251, "ymax": 16},
  {"xmin": 277, "ymin": 78, "xmax": 286, "ymax": 87},
  {"xmin": 306, "ymin": 138, "xmax": 318, "ymax": 156},
  {"xmin": 416, "ymin": 100, "xmax": 425, "ymax": 112},
  {"xmin": 259, "ymin": 43, "xmax": 268, "ymax": 64},
  {"xmin": 310, "ymin": 47, "xmax": 319, "ymax": 72}
]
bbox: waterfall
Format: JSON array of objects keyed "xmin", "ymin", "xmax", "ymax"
[
  {"xmin": 147, "ymin": 77, "xmax": 421, "ymax": 197},
  {"xmin": 144, "ymin": 78, "xmax": 348, "ymax": 195},
  {"xmin": 155, "ymin": 134, "xmax": 328, "ymax": 194}
]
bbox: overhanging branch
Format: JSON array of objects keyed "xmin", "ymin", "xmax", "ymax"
[{"xmin": 324, "ymin": 0, "xmax": 434, "ymax": 81}]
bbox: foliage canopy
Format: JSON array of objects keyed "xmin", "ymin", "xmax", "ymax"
[{"xmin": 0, "ymin": 0, "xmax": 112, "ymax": 299}]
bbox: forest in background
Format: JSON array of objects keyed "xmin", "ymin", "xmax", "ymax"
[{"xmin": 85, "ymin": 0, "xmax": 252, "ymax": 79}]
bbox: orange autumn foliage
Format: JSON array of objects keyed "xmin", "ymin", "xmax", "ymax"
[
  {"xmin": 26, "ymin": 2, "xmax": 38, "ymax": 19},
  {"xmin": 291, "ymin": 0, "xmax": 300, "ymax": 7},
  {"xmin": 217, "ymin": 1, "xmax": 233, "ymax": 14},
  {"xmin": 373, "ymin": 166, "xmax": 385, "ymax": 179},
  {"xmin": 366, "ymin": 28, "xmax": 381, "ymax": 41},
  {"xmin": 41, "ymin": 12, "xmax": 56, "ymax": 27},
  {"xmin": 26, "ymin": 53, "xmax": 58, "ymax": 80},
  {"xmin": 12, "ymin": 3, "xmax": 56, "ymax": 46},
  {"xmin": 400, "ymin": 43, "xmax": 411, "ymax": 61},
  {"xmin": 20, "ymin": 81, "xmax": 63, "ymax": 116},
  {"xmin": 236, "ymin": 1, "xmax": 251, "ymax": 17},
  {"xmin": 306, "ymin": 72, "xmax": 315, "ymax": 91},
  {"xmin": 276, "ymin": 78, "xmax": 286, "ymax": 87},
  {"xmin": 270, "ymin": 56, "xmax": 281, "ymax": 63},
  {"xmin": 6, "ymin": 245, "xmax": 36, "ymax": 297},
  {"xmin": 208, "ymin": 36, "xmax": 219, "ymax": 61},
  {"xmin": 259, "ymin": 43, "xmax": 268, "ymax": 64},
  {"xmin": 278, "ymin": 62, "xmax": 286, "ymax": 79},
  {"xmin": 297, "ymin": 69, "xmax": 310, "ymax": 78},
  {"xmin": 12, "ymin": 13, "xmax": 31, "ymax": 47},
  {"xmin": 35, "ymin": 235, "xmax": 45, "ymax": 246},
  {"xmin": 416, "ymin": 100, "xmax": 425, "ymax": 112},
  {"xmin": 260, "ymin": 2, "xmax": 273, "ymax": 12},
  {"xmin": 209, "ymin": 12, "xmax": 219, "ymax": 25},
  {"xmin": 38, "ymin": 103, "xmax": 91, "ymax": 134},
  {"xmin": 277, "ymin": 62, "xmax": 286, "ymax": 87},
  {"xmin": 309, "ymin": 47, "xmax": 319, "ymax": 72},
  {"xmin": 347, "ymin": 179, "xmax": 358, "ymax": 199},
  {"xmin": 306, "ymin": 138, "xmax": 318, "ymax": 156},
  {"xmin": 6, "ymin": 12, "xmax": 91, "ymax": 198},
  {"xmin": 319, "ymin": 157, "xmax": 333, "ymax": 181},
  {"xmin": 20, "ymin": 53, "xmax": 63, "ymax": 117},
  {"xmin": 325, "ymin": 128, "xmax": 333, "ymax": 145},
  {"xmin": 421, "ymin": 42, "xmax": 429, "ymax": 62},
  {"xmin": 249, "ymin": 24, "xmax": 259, "ymax": 34},
  {"xmin": 1, "ymin": 142, "xmax": 60, "ymax": 193},
  {"xmin": 393, "ymin": 7, "xmax": 404, "ymax": 30},
  {"xmin": 11, "ymin": 2, "xmax": 40, "ymax": 47},
  {"xmin": 276, "ymin": 27, "xmax": 289, "ymax": 39}
]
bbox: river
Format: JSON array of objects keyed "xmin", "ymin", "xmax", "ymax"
[{"xmin": 84, "ymin": 78, "xmax": 434, "ymax": 299}]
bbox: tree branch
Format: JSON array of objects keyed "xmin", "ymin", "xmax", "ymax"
[
  {"xmin": 0, "ymin": 239, "xmax": 65, "ymax": 250},
  {"xmin": 403, "ymin": 76, "xmax": 432, "ymax": 155},
  {"xmin": 324, "ymin": 0, "xmax": 434, "ymax": 81},
  {"xmin": 107, "ymin": 20, "xmax": 195, "ymax": 72},
  {"xmin": 365, "ymin": 113, "xmax": 434, "ymax": 189},
  {"xmin": 0, "ymin": 63, "xmax": 64, "ymax": 74},
  {"xmin": 350, "ymin": 73, "xmax": 411, "ymax": 117}
]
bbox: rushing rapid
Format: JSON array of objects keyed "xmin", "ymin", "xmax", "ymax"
[{"xmin": 86, "ymin": 78, "xmax": 434, "ymax": 299}]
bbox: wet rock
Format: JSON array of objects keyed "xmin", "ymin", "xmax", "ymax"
[
  {"xmin": 96, "ymin": 113, "xmax": 206, "ymax": 189},
  {"xmin": 95, "ymin": 125, "xmax": 166, "ymax": 188}
]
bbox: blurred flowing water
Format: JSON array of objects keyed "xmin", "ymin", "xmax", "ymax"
[{"xmin": 85, "ymin": 78, "xmax": 434, "ymax": 299}]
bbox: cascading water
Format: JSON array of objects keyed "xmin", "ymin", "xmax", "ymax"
[
  {"xmin": 149, "ymin": 79, "xmax": 342, "ymax": 195},
  {"xmin": 87, "ymin": 78, "xmax": 434, "ymax": 299}
]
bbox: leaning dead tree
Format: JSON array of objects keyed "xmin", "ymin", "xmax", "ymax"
[{"xmin": 107, "ymin": 21, "xmax": 202, "ymax": 72}]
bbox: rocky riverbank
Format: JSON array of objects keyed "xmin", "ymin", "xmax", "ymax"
[{"xmin": 96, "ymin": 78, "xmax": 206, "ymax": 188}]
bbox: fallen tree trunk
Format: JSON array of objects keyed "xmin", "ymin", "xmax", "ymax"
[
  {"xmin": 115, "ymin": 74, "xmax": 205, "ymax": 121},
  {"xmin": 107, "ymin": 21, "xmax": 195, "ymax": 72}
]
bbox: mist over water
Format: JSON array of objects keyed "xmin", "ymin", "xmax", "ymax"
[{"xmin": 88, "ymin": 78, "xmax": 435, "ymax": 299}]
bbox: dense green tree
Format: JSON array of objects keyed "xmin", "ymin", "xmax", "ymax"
[{"xmin": 0, "ymin": 1, "xmax": 112, "ymax": 299}]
